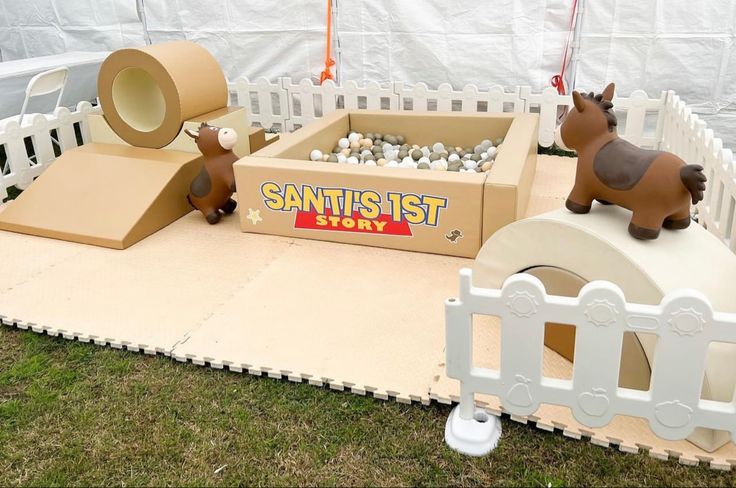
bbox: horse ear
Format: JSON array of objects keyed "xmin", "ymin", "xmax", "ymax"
[
  {"xmin": 602, "ymin": 83, "xmax": 615, "ymax": 102},
  {"xmin": 572, "ymin": 91, "xmax": 586, "ymax": 112}
]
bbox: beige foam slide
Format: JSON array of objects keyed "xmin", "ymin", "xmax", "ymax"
[
  {"xmin": 0, "ymin": 143, "xmax": 203, "ymax": 249},
  {"xmin": 1, "ymin": 156, "xmax": 734, "ymax": 469}
]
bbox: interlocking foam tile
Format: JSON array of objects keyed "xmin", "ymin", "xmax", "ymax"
[
  {"xmin": 170, "ymin": 237, "xmax": 467, "ymax": 403},
  {"xmin": 1, "ymin": 155, "xmax": 734, "ymax": 469},
  {"xmin": 0, "ymin": 211, "xmax": 293, "ymax": 353}
]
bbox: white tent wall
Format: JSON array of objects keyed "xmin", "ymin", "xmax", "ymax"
[
  {"xmin": 0, "ymin": 0, "xmax": 733, "ymax": 145},
  {"xmin": 142, "ymin": 0, "xmax": 326, "ymax": 83},
  {"xmin": 0, "ymin": 0, "xmax": 145, "ymax": 60}
]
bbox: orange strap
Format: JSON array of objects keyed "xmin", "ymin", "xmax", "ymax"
[
  {"xmin": 320, "ymin": 0, "xmax": 336, "ymax": 84},
  {"xmin": 551, "ymin": 0, "xmax": 578, "ymax": 95}
]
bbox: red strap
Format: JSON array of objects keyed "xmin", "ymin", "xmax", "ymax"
[
  {"xmin": 551, "ymin": 0, "xmax": 578, "ymax": 95},
  {"xmin": 320, "ymin": 0, "xmax": 336, "ymax": 84}
]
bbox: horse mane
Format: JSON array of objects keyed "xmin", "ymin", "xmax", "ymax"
[{"xmin": 582, "ymin": 91, "xmax": 618, "ymax": 132}]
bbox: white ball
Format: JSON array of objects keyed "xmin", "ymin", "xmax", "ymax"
[
  {"xmin": 348, "ymin": 132, "xmax": 361, "ymax": 143},
  {"xmin": 421, "ymin": 146, "xmax": 430, "ymax": 157},
  {"xmin": 385, "ymin": 160, "xmax": 399, "ymax": 168},
  {"xmin": 338, "ymin": 138, "xmax": 350, "ymax": 149},
  {"xmin": 309, "ymin": 149, "xmax": 323, "ymax": 161},
  {"xmin": 364, "ymin": 160, "xmax": 377, "ymax": 166},
  {"xmin": 401, "ymin": 156, "xmax": 414, "ymax": 165},
  {"xmin": 432, "ymin": 142, "xmax": 445, "ymax": 153},
  {"xmin": 418, "ymin": 156, "xmax": 431, "ymax": 165},
  {"xmin": 361, "ymin": 150, "xmax": 372, "ymax": 157},
  {"xmin": 347, "ymin": 156, "xmax": 359, "ymax": 164},
  {"xmin": 337, "ymin": 154, "xmax": 347, "ymax": 164},
  {"xmin": 474, "ymin": 145, "xmax": 483, "ymax": 155},
  {"xmin": 486, "ymin": 147, "xmax": 498, "ymax": 159},
  {"xmin": 430, "ymin": 158, "xmax": 448, "ymax": 171},
  {"xmin": 480, "ymin": 139, "xmax": 493, "ymax": 151},
  {"xmin": 399, "ymin": 160, "xmax": 417, "ymax": 169},
  {"xmin": 448, "ymin": 153, "xmax": 460, "ymax": 162},
  {"xmin": 464, "ymin": 159, "xmax": 479, "ymax": 170},
  {"xmin": 480, "ymin": 152, "xmax": 488, "ymax": 160}
]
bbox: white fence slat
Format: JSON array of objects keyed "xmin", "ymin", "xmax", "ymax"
[
  {"xmin": 519, "ymin": 86, "xmax": 567, "ymax": 148},
  {"xmin": 3, "ymin": 121, "xmax": 30, "ymax": 191},
  {"xmin": 54, "ymin": 107, "xmax": 78, "ymax": 151},
  {"xmin": 498, "ymin": 275, "xmax": 546, "ymax": 417},
  {"xmin": 569, "ymin": 282, "xmax": 627, "ymax": 428}
]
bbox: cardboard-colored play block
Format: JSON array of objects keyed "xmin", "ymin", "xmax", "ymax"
[
  {"xmin": 234, "ymin": 110, "xmax": 538, "ymax": 258},
  {"xmin": 248, "ymin": 126, "xmax": 279, "ymax": 153},
  {"xmin": 0, "ymin": 143, "xmax": 202, "ymax": 249},
  {"xmin": 89, "ymin": 106, "xmax": 252, "ymax": 157}
]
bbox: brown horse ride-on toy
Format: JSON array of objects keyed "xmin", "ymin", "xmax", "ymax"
[
  {"xmin": 185, "ymin": 122, "xmax": 239, "ymax": 224},
  {"xmin": 554, "ymin": 83, "xmax": 706, "ymax": 240}
]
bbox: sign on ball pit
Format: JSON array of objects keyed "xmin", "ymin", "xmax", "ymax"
[{"xmin": 234, "ymin": 110, "xmax": 538, "ymax": 257}]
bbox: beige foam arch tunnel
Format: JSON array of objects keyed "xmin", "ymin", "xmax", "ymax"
[{"xmin": 472, "ymin": 204, "xmax": 736, "ymax": 452}]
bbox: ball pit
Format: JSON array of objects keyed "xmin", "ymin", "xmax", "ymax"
[{"xmin": 309, "ymin": 132, "xmax": 503, "ymax": 172}]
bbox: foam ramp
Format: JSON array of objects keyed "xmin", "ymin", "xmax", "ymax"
[{"xmin": 0, "ymin": 143, "xmax": 202, "ymax": 249}]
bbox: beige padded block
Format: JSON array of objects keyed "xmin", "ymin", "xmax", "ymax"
[
  {"xmin": 0, "ymin": 143, "xmax": 203, "ymax": 249},
  {"xmin": 88, "ymin": 106, "xmax": 252, "ymax": 157}
]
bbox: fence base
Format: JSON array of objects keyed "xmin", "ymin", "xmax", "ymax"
[{"xmin": 444, "ymin": 405, "xmax": 502, "ymax": 456}]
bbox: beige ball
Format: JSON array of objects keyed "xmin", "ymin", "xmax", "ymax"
[
  {"xmin": 350, "ymin": 141, "xmax": 360, "ymax": 149},
  {"xmin": 377, "ymin": 158, "xmax": 387, "ymax": 166},
  {"xmin": 481, "ymin": 161, "xmax": 493, "ymax": 172}
]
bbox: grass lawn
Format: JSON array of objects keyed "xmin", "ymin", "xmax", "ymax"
[{"xmin": 1, "ymin": 327, "xmax": 735, "ymax": 486}]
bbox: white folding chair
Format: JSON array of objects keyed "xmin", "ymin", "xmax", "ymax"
[{"xmin": 0, "ymin": 67, "xmax": 69, "ymax": 129}]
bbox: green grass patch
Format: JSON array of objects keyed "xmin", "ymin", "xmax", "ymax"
[{"xmin": 1, "ymin": 326, "xmax": 735, "ymax": 486}]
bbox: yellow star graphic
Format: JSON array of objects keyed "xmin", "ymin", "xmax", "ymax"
[{"xmin": 246, "ymin": 208, "xmax": 263, "ymax": 225}]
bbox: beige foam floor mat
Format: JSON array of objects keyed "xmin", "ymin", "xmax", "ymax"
[{"xmin": 1, "ymin": 156, "xmax": 734, "ymax": 469}]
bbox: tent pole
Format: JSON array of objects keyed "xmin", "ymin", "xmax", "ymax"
[{"xmin": 568, "ymin": 0, "xmax": 585, "ymax": 91}]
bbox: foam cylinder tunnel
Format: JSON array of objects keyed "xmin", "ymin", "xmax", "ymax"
[{"xmin": 97, "ymin": 41, "xmax": 229, "ymax": 148}]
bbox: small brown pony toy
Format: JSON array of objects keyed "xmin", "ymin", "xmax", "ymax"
[
  {"xmin": 555, "ymin": 83, "xmax": 706, "ymax": 240},
  {"xmin": 185, "ymin": 122, "xmax": 239, "ymax": 224}
]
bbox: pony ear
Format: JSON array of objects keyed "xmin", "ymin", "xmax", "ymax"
[
  {"xmin": 572, "ymin": 91, "xmax": 586, "ymax": 112},
  {"xmin": 602, "ymin": 83, "xmax": 615, "ymax": 101}
]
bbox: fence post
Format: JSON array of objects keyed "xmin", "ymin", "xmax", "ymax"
[{"xmin": 444, "ymin": 268, "xmax": 502, "ymax": 456}]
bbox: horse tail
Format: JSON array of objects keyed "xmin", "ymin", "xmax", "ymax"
[{"xmin": 680, "ymin": 164, "xmax": 706, "ymax": 204}]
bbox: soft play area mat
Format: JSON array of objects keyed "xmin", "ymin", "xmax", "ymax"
[{"xmin": 2, "ymin": 156, "xmax": 735, "ymax": 469}]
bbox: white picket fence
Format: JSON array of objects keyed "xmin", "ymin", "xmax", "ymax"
[
  {"xmin": 1, "ymin": 80, "xmax": 734, "ymax": 257},
  {"xmin": 0, "ymin": 101, "xmax": 97, "ymax": 201},
  {"xmin": 660, "ymin": 92, "xmax": 736, "ymax": 253},
  {"xmin": 444, "ymin": 268, "xmax": 736, "ymax": 455}
]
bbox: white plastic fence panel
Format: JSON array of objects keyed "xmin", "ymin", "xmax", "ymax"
[
  {"xmin": 0, "ymin": 101, "xmax": 95, "ymax": 199},
  {"xmin": 281, "ymin": 77, "xmax": 320, "ymax": 131},
  {"xmin": 661, "ymin": 91, "xmax": 736, "ymax": 251},
  {"xmin": 234, "ymin": 77, "xmax": 289, "ymax": 131},
  {"xmin": 612, "ymin": 90, "xmax": 667, "ymax": 149},
  {"xmin": 396, "ymin": 82, "xmax": 524, "ymax": 114},
  {"xmin": 520, "ymin": 87, "xmax": 667, "ymax": 149},
  {"xmin": 282, "ymin": 78, "xmax": 400, "ymax": 131},
  {"xmin": 519, "ymin": 86, "xmax": 571, "ymax": 148},
  {"xmin": 446, "ymin": 268, "xmax": 736, "ymax": 442}
]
